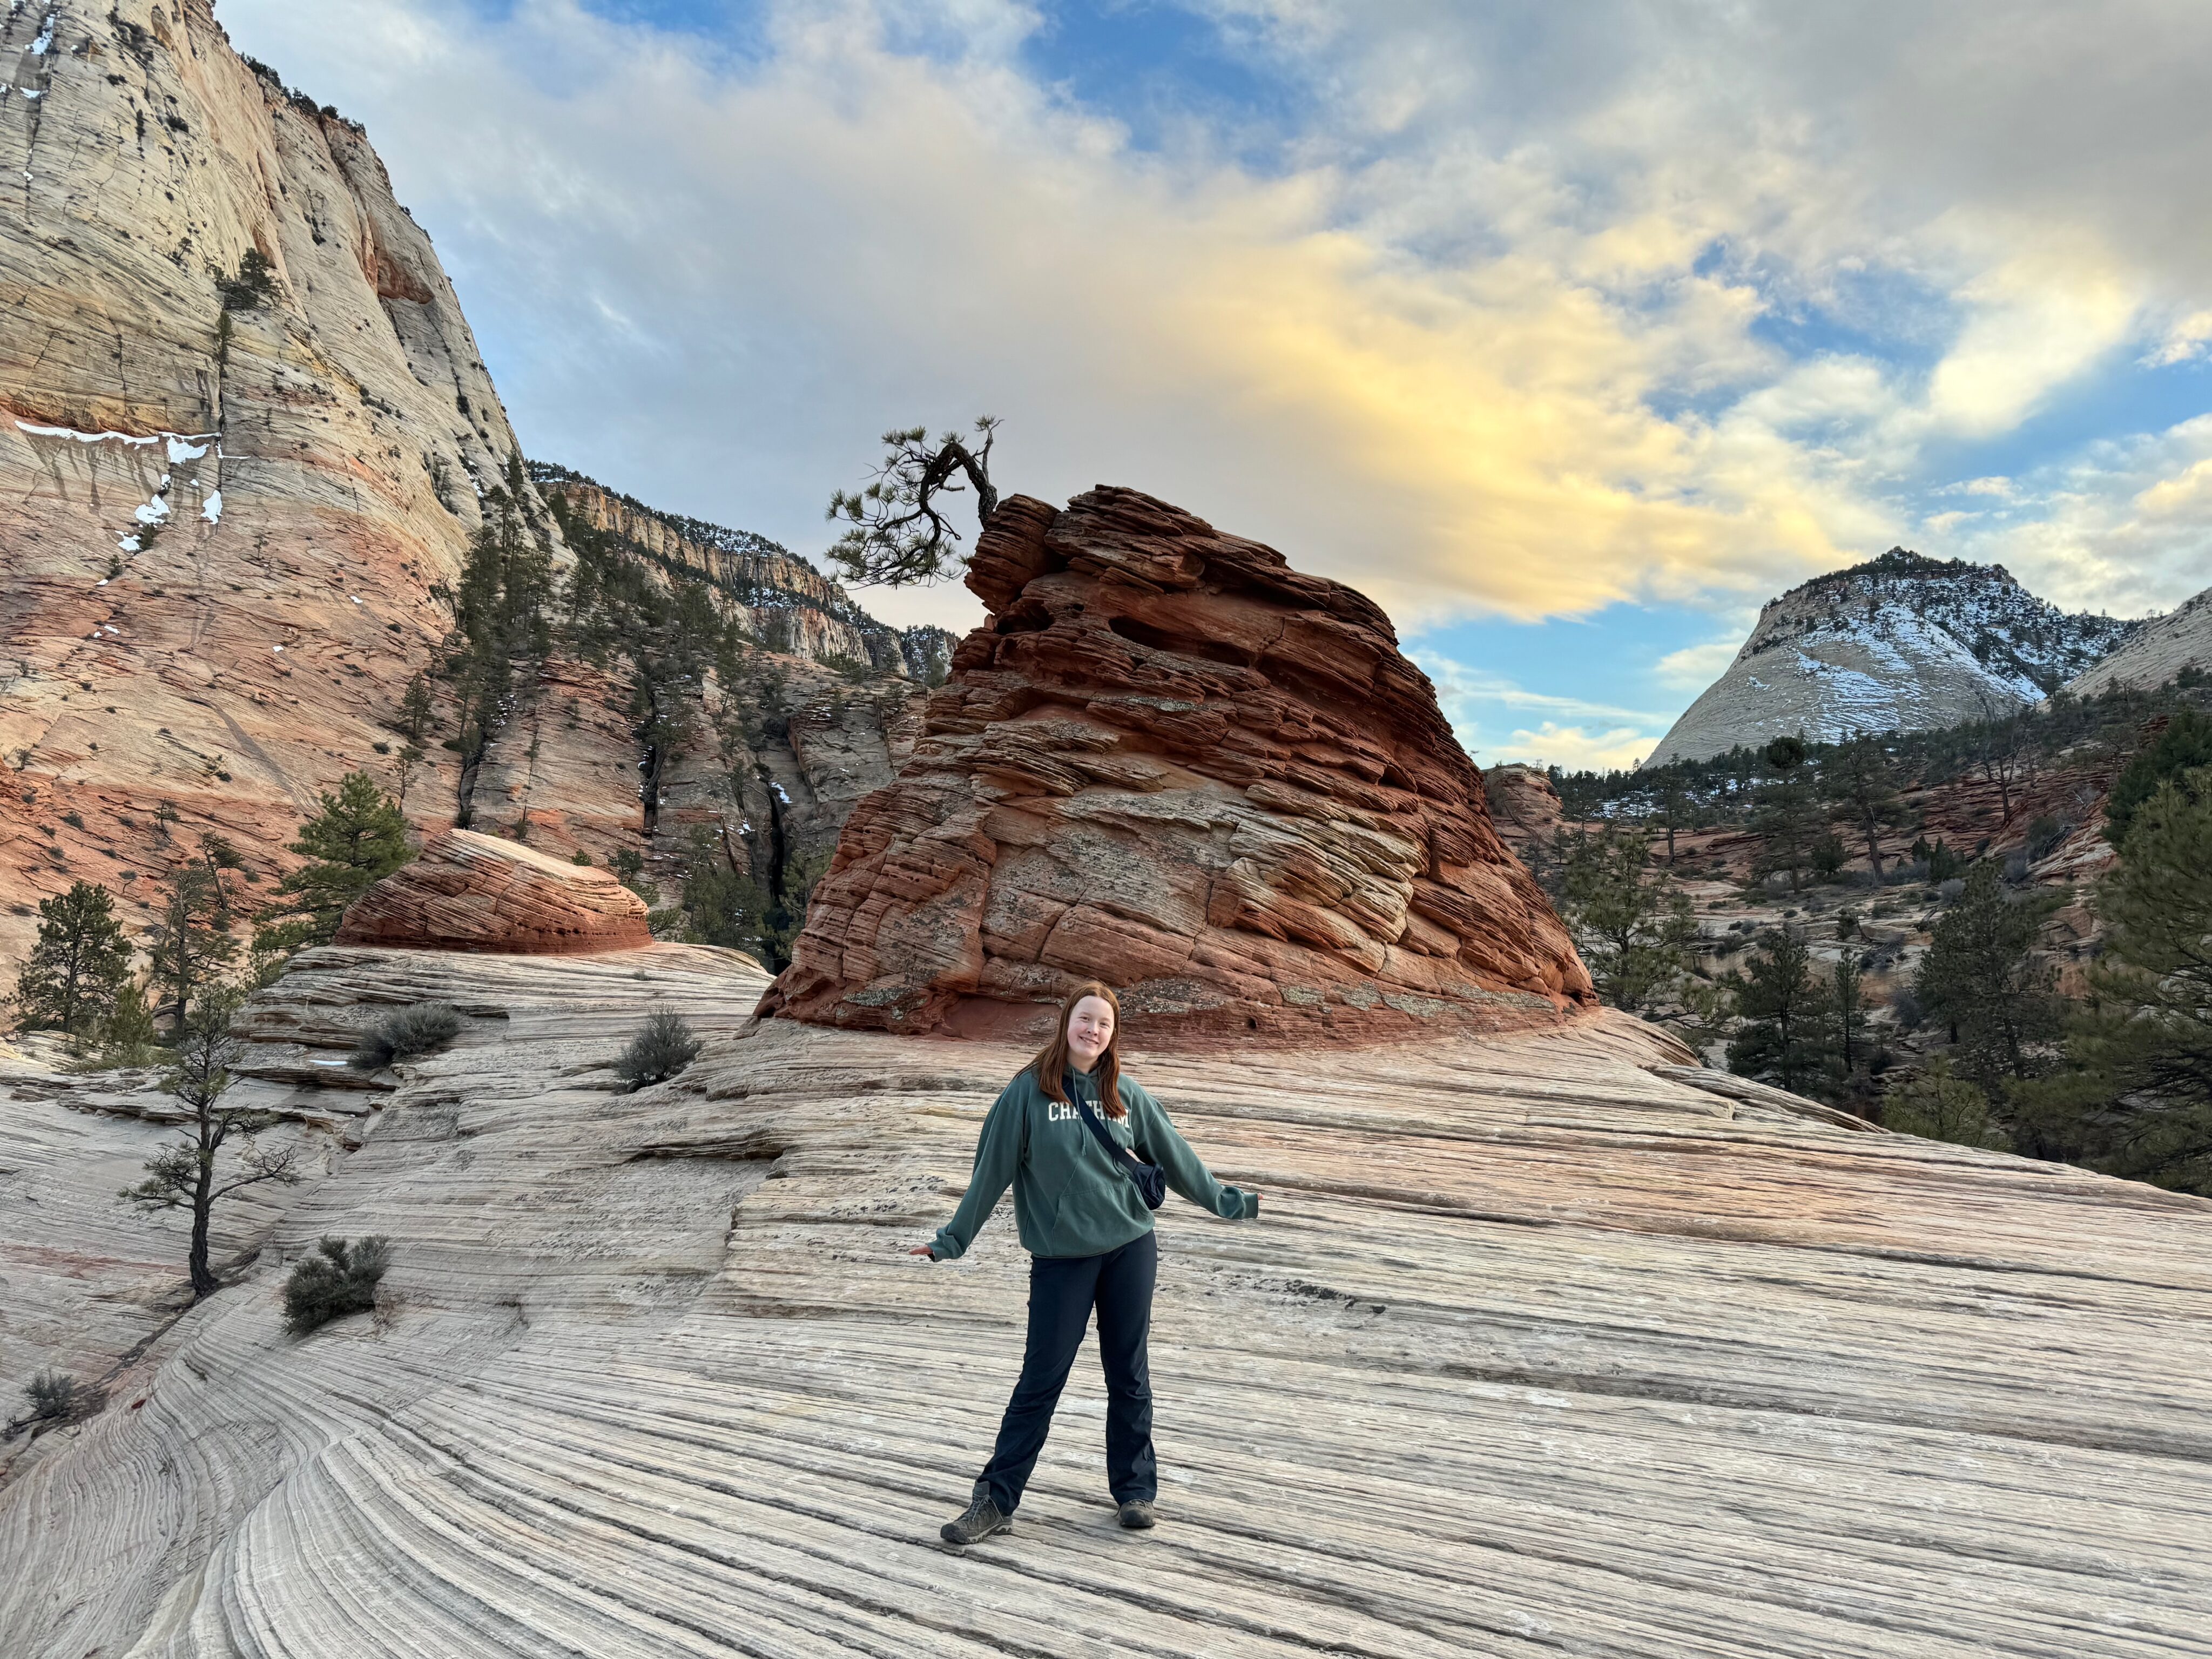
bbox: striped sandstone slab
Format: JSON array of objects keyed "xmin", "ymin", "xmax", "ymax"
[{"xmin": 2, "ymin": 946, "xmax": 2205, "ymax": 1656}]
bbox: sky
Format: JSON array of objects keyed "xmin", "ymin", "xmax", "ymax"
[{"xmin": 220, "ymin": 0, "xmax": 2212, "ymax": 772}]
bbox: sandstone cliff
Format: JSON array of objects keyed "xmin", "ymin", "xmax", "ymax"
[
  {"xmin": 1648, "ymin": 550, "xmax": 2139, "ymax": 766},
  {"xmin": 764, "ymin": 488, "xmax": 1595, "ymax": 1043},
  {"xmin": 0, "ymin": 0, "xmax": 538, "ymax": 968},
  {"xmin": 2064, "ymin": 583, "xmax": 2212, "ymax": 698},
  {"xmin": 0, "ymin": 2, "xmax": 932, "ymax": 980},
  {"xmin": 531, "ymin": 464, "xmax": 955, "ymax": 683}
]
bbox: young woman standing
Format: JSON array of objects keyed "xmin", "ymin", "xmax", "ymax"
[{"xmin": 911, "ymin": 981, "xmax": 1262, "ymax": 1544}]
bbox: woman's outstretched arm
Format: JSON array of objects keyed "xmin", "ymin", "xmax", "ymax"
[
  {"xmin": 1128, "ymin": 1083, "xmax": 1260, "ymax": 1220},
  {"xmin": 917, "ymin": 1086, "xmax": 1024, "ymax": 1259}
]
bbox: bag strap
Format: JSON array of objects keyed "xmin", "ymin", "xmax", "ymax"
[{"xmin": 1071, "ymin": 1088, "xmax": 1151, "ymax": 1178}]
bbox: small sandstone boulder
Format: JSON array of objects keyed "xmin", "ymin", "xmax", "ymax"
[
  {"xmin": 760, "ymin": 487, "xmax": 1596, "ymax": 1044},
  {"xmin": 336, "ymin": 831, "xmax": 652, "ymax": 955}
]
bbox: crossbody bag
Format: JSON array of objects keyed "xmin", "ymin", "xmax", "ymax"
[{"xmin": 1071, "ymin": 1089, "xmax": 1166, "ymax": 1210}]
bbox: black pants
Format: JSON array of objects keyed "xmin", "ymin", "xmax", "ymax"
[{"xmin": 979, "ymin": 1229, "xmax": 1158, "ymax": 1514}]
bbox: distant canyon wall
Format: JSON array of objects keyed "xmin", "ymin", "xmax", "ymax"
[{"xmin": 536, "ymin": 472, "xmax": 955, "ymax": 684}]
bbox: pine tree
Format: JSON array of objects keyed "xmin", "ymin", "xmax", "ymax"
[
  {"xmin": 1556, "ymin": 826, "xmax": 1697, "ymax": 1014},
  {"xmin": 194, "ymin": 832, "xmax": 247, "ymax": 927},
  {"xmin": 1751, "ymin": 737, "xmax": 1822, "ymax": 891},
  {"xmin": 147, "ymin": 865, "xmax": 239, "ymax": 1029},
  {"xmin": 1915, "ymin": 861, "xmax": 2060, "ymax": 1092},
  {"xmin": 2033, "ymin": 768, "xmax": 2212, "ymax": 1192},
  {"xmin": 440, "ymin": 478, "xmax": 555, "ymax": 826},
  {"xmin": 676, "ymin": 822, "xmax": 771, "ymax": 954},
  {"xmin": 2104, "ymin": 709, "xmax": 2212, "ymax": 847},
  {"xmin": 1821, "ymin": 737, "xmax": 1912, "ymax": 878},
  {"xmin": 825, "ymin": 417, "xmax": 1002, "ymax": 585},
  {"xmin": 1884, "ymin": 1059, "xmax": 2007, "ymax": 1148},
  {"xmin": 1829, "ymin": 953, "xmax": 1866, "ymax": 1076},
  {"xmin": 10, "ymin": 881, "xmax": 132, "ymax": 1035},
  {"xmin": 1653, "ymin": 777, "xmax": 1698, "ymax": 866},
  {"xmin": 1728, "ymin": 925, "xmax": 1826, "ymax": 1093},
  {"xmin": 120, "ymin": 992, "xmax": 298, "ymax": 1298},
  {"xmin": 254, "ymin": 771, "xmax": 414, "ymax": 963},
  {"xmin": 90, "ymin": 979, "xmax": 161, "ymax": 1069},
  {"xmin": 397, "ymin": 671, "xmax": 435, "ymax": 745},
  {"xmin": 1817, "ymin": 953, "xmax": 1873, "ymax": 1105}
]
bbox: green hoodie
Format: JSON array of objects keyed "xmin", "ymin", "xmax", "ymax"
[{"xmin": 928, "ymin": 1067, "xmax": 1260, "ymax": 1261}]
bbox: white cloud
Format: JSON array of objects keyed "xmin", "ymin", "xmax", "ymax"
[
  {"xmin": 2147, "ymin": 310, "xmax": 2212, "ymax": 368},
  {"xmin": 1494, "ymin": 722, "xmax": 1652, "ymax": 773},
  {"xmin": 1923, "ymin": 246, "xmax": 2141, "ymax": 438},
  {"xmin": 1943, "ymin": 415, "xmax": 2212, "ymax": 616},
  {"xmin": 1653, "ymin": 638, "xmax": 1742, "ymax": 691},
  {"xmin": 1413, "ymin": 650, "xmax": 1669, "ymax": 772},
  {"xmin": 1415, "ymin": 651, "xmax": 1663, "ymax": 726},
  {"xmin": 218, "ymin": 0, "xmax": 2212, "ymax": 656}
]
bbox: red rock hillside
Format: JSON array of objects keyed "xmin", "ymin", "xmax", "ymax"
[{"xmin": 760, "ymin": 488, "xmax": 1595, "ymax": 1043}]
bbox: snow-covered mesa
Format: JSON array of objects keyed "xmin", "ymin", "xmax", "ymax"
[{"xmin": 1644, "ymin": 550, "xmax": 2140, "ymax": 766}]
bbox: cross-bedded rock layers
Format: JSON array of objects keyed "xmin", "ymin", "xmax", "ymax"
[
  {"xmin": 762, "ymin": 488, "xmax": 1595, "ymax": 1043},
  {"xmin": 334, "ymin": 830, "xmax": 652, "ymax": 955}
]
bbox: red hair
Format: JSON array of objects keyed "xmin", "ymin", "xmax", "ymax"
[{"xmin": 1029, "ymin": 981, "xmax": 1125, "ymax": 1120}]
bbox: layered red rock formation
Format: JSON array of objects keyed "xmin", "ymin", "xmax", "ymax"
[
  {"xmin": 761, "ymin": 488, "xmax": 1595, "ymax": 1043},
  {"xmin": 335, "ymin": 830, "xmax": 651, "ymax": 954}
]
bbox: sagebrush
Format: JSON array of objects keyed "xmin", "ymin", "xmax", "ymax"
[
  {"xmin": 349, "ymin": 1003, "xmax": 463, "ymax": 1070},
  {"xmin": 616, "ymin": 1009, "xmax": 702, "ymax": 1091},
  {"xmin": 23, "ymin": 1369, "xmax": 103, "ymax": 1422},
  {"xmin": 283, "ymin": 1236, "xmax": 392, "ymax": 1336}
]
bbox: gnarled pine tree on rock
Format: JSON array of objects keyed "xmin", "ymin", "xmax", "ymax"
[{"xmin": 825, "ymin": 417, "xmax": 1001, "ymax": 586}]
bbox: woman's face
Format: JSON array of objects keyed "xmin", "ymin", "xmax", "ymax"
[{"xmin": 1065, "ymin": 995, "xmax": 1116, "ymax": 1070}]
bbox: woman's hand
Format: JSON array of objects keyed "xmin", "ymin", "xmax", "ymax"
[{"xmin": 908, "ymin": 1244, "xmax": 936, "ymax": 1258}]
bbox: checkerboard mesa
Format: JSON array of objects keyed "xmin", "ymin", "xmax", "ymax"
[{"xmin": 760, "ymin": 486, "xmax": 1597, "ymax": 1044}]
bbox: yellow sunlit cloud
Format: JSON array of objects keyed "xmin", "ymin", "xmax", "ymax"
[{"xmin": 220, "ymin": 0, "xmax": 2212, "ymax": 659}]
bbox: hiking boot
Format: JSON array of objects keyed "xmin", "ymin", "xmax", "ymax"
[
  {"xmin": 941, "ymin": 1488, "xmax": 1013, "ymax": 1546},
  {"xmin": 1116, "ymin": 1499, "xmax": 1157, "ymax": 1530}
]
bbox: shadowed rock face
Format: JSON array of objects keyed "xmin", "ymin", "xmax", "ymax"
[
  {"xmin": 761, "ymin": 487, "xmax": 1595, "ymax": 1043},
  {"xmin": 335, "ymin": 830, "xmax": 651, "ymax": 954}
]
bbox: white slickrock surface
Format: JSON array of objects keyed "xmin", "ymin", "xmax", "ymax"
[{"xmin": 2, "ymin": 945, "xmax": 2207, "ymax": 1656}]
